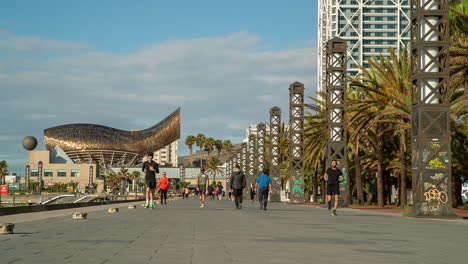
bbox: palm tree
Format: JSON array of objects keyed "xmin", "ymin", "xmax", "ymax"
[
  {"xmin": 196, "ymin": 134, "xmax": 206, "ymax": 167},
  {"xmin": 304, "ymin": 93, "xmax": 327, "ymax": 203},
  {"xmin": 104, "ymin": 170, "xmax": 120, "ymax": 194},
  {"xmin": 185, "ymin": 135, "xmax": 196, "ymax": 166},
  {"xmin": 129, "ymin": 171, "xmax": 141, "ymax": 197},
  {"xmin": 117, "ymin": 168, "xmax": 131, "ymax": 195},
  {"xmin": 205, "ymin": 156, "xmax": 224, "ymax": 183},
  {"xmin": 185, "ymin": 135, "xmax": 196, "ymax": 156},
  {"xmin": 204, "ymin": 137, "xmax": 216, "ymax": 157},
  {"xmin": 350, "ymin": 48, "xmax": 412, "ymax": 206},
  {"xmin": 214, "ymin": 139, "xmax": 223, "ymax": 157},
  {"xmin": 222, "ymin": 140, "xmax": 234, "ymax": 157},
  {"xmin": 0, "ymin": 160, "xmax": 8, "ymax": 206}
]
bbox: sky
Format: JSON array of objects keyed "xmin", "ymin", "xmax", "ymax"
[{"xmin": 0, "ymin": 0, "xmax": 319, "ymax": 174}]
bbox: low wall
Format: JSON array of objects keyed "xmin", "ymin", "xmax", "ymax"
[{"xmin": 0, "ymin": 199, "xmax": 144, "ymax": 216}]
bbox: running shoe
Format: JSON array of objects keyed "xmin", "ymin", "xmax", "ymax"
[
  {"xmin": 150, "ymin": 203, "xmax": 154, "ymax": 210},
  {"xmin": 145, "ymin": 203, "xmax": 149, "ymax": 208},
  {"xmin": 332, "ymin": 210, "xmax": 337, "ymax": 216}
]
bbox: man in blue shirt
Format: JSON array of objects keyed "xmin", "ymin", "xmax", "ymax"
[{"xmin": 255, "ymin": 169, "xmax": 272, "ymax": 211}]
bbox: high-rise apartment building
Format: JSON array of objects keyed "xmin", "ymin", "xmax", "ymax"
[
  {"xmin": 154, "ymin": 140, "xmax": 178, "ymax": 167},
  {"xmin": 318, "ymin": 0, "xmax": 410, "ymax": 92}
]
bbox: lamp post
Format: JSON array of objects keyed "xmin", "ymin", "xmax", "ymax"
[
  {"xmin": 409, "ymin": 0, "xmax": 454, "ymax": 217},
  {"xmin": 289, "ymin": 82, "xmax": 305, "ymax": 204},
  {"xmin": 325, "ymin": 37, "xmax": 348, "ymax": 207},
  {"xmin": 38, "ymin": 161, "xmax": 43, "ymax": 195},
  {"xmin": 269, "ymin": 107, "xmax": 281, "ymax": 202}
]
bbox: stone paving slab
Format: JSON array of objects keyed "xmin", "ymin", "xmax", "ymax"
[{"xmin": 1, "ymin": 198, "xmax": 467, "ymax": 264}]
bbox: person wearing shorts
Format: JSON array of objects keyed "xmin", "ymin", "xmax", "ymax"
[
  {"xmin": 142, "ymin": 152, "xmax": 159, "ymax": 209},
  {"xmin": 197, "ymin": 168, "xmax": 209, "ymax": 208},
  {"xmin": 324, "ymin": 160, "xmax": 343, "ymax": 216},
  {"xmin": 255, "ymin": 169, "xmax": 272, "ymax": 211}
]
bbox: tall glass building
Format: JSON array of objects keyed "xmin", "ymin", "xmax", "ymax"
[{"xmin": 318, "ymin": 0, "xmax": 410, "ymax": 92}]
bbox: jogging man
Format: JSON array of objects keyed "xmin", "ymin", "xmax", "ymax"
[
  {"xmin": 255, "ymin": 169, "xmax": 272, "ymax": 211},
  {"xmin": 230, "ymin": 164, "xmax": 246, "ymax": 209},
  {"xmin": 158, "ymin": 172, "xmax": 169, "ymax": 205},
  {"xmin": 324, "ymin": 160, "xmax": 343, "ymax": 216},
  {"xmin": 142, "ymin": 152, "xmax": 159, "ymax": 209},
  {"xmin": 197, "ymin": 168, "xmax": 209, "ymax": 208}
]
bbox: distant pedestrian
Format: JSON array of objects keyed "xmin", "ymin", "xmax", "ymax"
[
  {"xmin": 184, "ymin": 187, "xmax": 190, "ymax": 199},
  {"xmin": 230, "ymin": 164, "xmax": 246, "ymax": 209},
  {"xmin": 142, "ymin": 152, "xmax": 159, "ymax": 209},
  {"xmin": 249, "ymin": 183, "xmax": 256, "ymax": 203},
  {"xmin": 324, "ymin": 160, "xmax": 344, "ymax": 216},
  {"xmin": 197, "ymin": 168, "xmax": 209, "ymax": 208},
  {"xmin": 255, "ymin": 169, "xmax": 272, "ymax": 210},
  {"xmin": 158, "ymin": 172, "xmax": 169, "ymax": 205},
  {"xmin": 217, "ymin": 182, "xmax": 223, "ymax": 200}
]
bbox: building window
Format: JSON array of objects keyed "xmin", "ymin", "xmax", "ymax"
[
  {"xmin": 31, "ymin": 169, "xmax": 39, "ymax": 177},
  {"xmin": 58, "ymin": 170, "xmax": 67, "ymax": 177},
  {"xmin": 71, "ymin": 170, "xmax": 80, "ymax": 177},
  {"xmin": 44, "ymin": 170, "xmax": 53, "ymax": 177}
]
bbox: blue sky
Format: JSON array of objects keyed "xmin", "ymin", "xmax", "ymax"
[
  {"xmin": 0, "ymin": 0, "xmax": 319, "ymax": 174},
  {"xmin": 0, "ymin": 0, "xmax": 317, "ymax": 52}
]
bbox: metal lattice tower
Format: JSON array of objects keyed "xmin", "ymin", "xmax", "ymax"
[
  {"xmin": 38, "ymin": 161, "xmax": 43, "ymax": 194},
  {"xmin": 241, "ymin": 143, "xmax": 248, "ymax": 175},
  {"xmin": 25, "ymin": 165, "xmax": 30, "ymax": 191},
  {"xmin": 89, "ymin": 166, "xmax": 94, "ymax": 188},
  {"xmin": 289, "ymin": 82, "xmax": 305, "ymax": 204},
  {"xmin": 409, "ymin": 0, "xmax": 454, "ymax": 217},
  {"xmin": 318, "ymin": 0, "xmax": 411, "ymax": 92},
  {"xmin": 326, "ymin": 37, "xmax": 348, "ymax": 207},
  {"xmin": 248, "ymin": 134, "xmax": 256, "ymax": 185},
  {"xmin": 236, "ymin": 149, "xmax": 242, "ymax": 169},
  {"xmin": 257, "ymin": 123, "xmax": 266, "ymax": 174},
  {"xmin": 269, "ymin": 107, "xmax": 282, "ymax": 202}
]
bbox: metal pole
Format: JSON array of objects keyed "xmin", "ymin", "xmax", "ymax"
[
  {"xmin": 409, "ymin": 0, "xmax": 454, "ymax": 217},
  {"xmin": 89, "ymin": 166, "xmax": 93, "ymax": 193},
  {"xmin": 289, "ymin": 82, "xmax": 305, "ymax": 204},
  {"xmin": 270, "ymin": 107, "xmax": 282, "ymax": 202},
  {"xmin": 25, "ymin": 165, "xmax": 30, "ymax": 191},
  {"xmin": 325, "ymin": 37, "xmax": 348, "ymax": 207}
]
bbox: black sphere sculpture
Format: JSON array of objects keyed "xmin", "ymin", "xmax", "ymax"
[{"xmin": 23, "ymin": 136, "xmax": 38, "ymax": 151}]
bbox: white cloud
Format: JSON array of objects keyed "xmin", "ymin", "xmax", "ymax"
[
  {"xmin": 0, "ymin": 30, "xmax": 90, "ymax": 54},
  {"xmin": 0, "ymin": 30, "xmax": 317, "ymax": 173}
]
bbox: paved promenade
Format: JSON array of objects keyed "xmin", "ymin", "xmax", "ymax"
[{"xmin": 1, "ymin": 198, "xmax": 467, "ymax": 264}]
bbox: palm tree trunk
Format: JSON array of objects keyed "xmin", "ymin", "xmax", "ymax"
[
  {"xmin": 376, "ymin": 125, "xmax": 384, "ymax": 207},
  {"xmin": 313, "ymin": 164, "xmax": 318, "ymax": 203},
  {"xmin": 345, "ymin": 160, "xmax": 351, "ymax": 205},
  {"xmin": 189, "ymin": 147, "xmax": 193, "ymax": 166},
  {"xmin": 354, "ymin": 140, "xmax": 364, "ymax": 205},
  {"xmin": 399, "ymin": 126, "xmax": 407, "ymax": 207}
]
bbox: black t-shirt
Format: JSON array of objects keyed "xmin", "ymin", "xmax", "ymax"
[
  {"xmin": 142, "ymin": 161, "xmax": 159, "ymax": 179},
  {"xmin": 326, "ymin": 167, "xmax": 342, "ymax": 183}
]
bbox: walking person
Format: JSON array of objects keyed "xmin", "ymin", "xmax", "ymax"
[
  {"xmin": 324, "ymin": 160, "xmax": 344, "ymax": 216},
  {"xmin": 249, "ymin": 183, "xmax": 256, "ymax": 203},
  {"xmin": 197, "ymin": 168, "xmax": 209, "ymax": 208},
  {"xmin": 255, "ymin": 169, "xmax": 272, "ymax": 211},
  {"xmin": 142, "ymin": 152, "xmax": 159, "ymax": 209},
  {"xmin": 158, "ymin": 172, "xmax": 169, "ymax": 205},
  {"xmin": 217, "ymin": 182, "xmax": 223, "ymax": 200},
  {"xmin": 230, "ymin": 164, "xmax": 246, "ymax": 209}
]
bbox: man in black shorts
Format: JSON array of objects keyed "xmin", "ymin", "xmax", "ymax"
[
  {"xmin": 324, "ymin": 160, "xmax": 343, "ymax": 216},
  {"xmin": 142, "ymin": 152, "xmax": 159, "ymax": 209}
]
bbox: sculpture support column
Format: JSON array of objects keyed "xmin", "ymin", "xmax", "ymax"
[
  {"xmin": 248, "ymin": 134, "xmax": 256, "ymax": 186},
  {"xmin": 257, "ymin": 123, "xmax": 266, "ymax": 174}
]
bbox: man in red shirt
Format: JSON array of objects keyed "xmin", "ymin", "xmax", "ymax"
[{"xmin": 158, "ymin": 172, "xmax": 169, "ymax": 205}]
